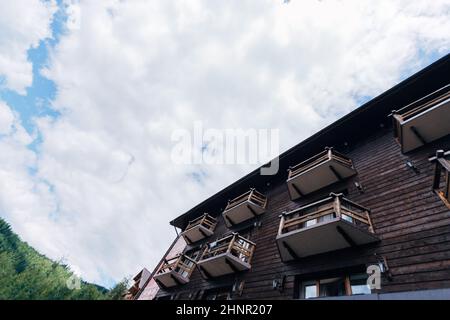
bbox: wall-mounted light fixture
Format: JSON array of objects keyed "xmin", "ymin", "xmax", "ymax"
[
  {"xmin": 232, "ymin": 280, "xmax": 245, "ymax": 296},
  {"xmin": 374, "ymin": 253, "xmax": 392, "ymax": 281},
  {"xmin": 354, "ymin": 181, "xmax": 364, "ymax": 193},
  {"xmin": 406, "ymin": 160, "xmax": 420, "ymax": 173},
  {"xmin": 254, "ymin": 220, "xmax": 262, "ymax": 228},
  {"xmin": 272, "ymin": 275, "xmax": 286, "ymax": 292}
]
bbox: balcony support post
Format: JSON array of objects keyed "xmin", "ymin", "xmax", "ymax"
[
  {"xmin": 433, "ymin": 162, "xmax": 442, "ymax": 190},
  {"xmin": 278, "ymin": 214, "xmax": 286, "ymax": 235},
  {"xmin": 333, "ymin": 194, "xmax": 342, "ymax": 218},
  {"xmin": 282, "ymin": 241, "xmax": 299, "ymax": 260},
  {"xmin": 410, "ymin": 126, "xmax": 427, "ymax": 145},
  {"xmin": 366, "ymin": 211, "xmax": 375, "ymax": 233},
  {"xmin": 227, "ymin": 234, "xmax": 237, "ymax": 254}
]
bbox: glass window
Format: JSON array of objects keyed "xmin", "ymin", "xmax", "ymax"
[
  {"xmin": 318, "ymin": 213, "xmax": 334, "ymax": 223},
  {"xmin": 204, "ymin": 288, "xmax": 231, "ymax": 300},
  {"xmin": 301, "ymin": 281, "xmax": 317, "ymax": 299},
  {"xmin": 350, "ymin": 274, "xmax": 371, "ymax": 295},
  {"xmin": 305, "ymin": 218, "xmax": 317, "ymax": 228},
  {"xmin": 319, "ymin": 277, "xmax": 346, "ymax": 297},
  {"xmin": 341, "ymin": 214, "xmax": 354, "ymax": 223}
]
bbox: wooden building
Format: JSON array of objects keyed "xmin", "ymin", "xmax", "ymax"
[{"xmin": 135, "ymin": 55, "xmax": 450, "ymax": 300}]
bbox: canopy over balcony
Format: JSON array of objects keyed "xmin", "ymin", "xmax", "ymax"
[
  {"xmin": 222, "ymin": 189, "xmax": 267, "ymax": 227},
  {"xmin": 287, "ymin": 148, "xmax": 357, "ymax": 200},
  {"xmin": 153, "ymin": 254, "xmax": 196, "ymax": 289},
  {"xmin": 197, "ymin": 233, "xmax": 256, "ymax": 278},
  {"xmin": 392, "ymin": 84, "xmax": 450, "ymax": 153},
  {"xmin": 276, "ymin": 193, "xmax": 378, "ymax": 261},
  {"xmin": 181, "ymin": 213, "xmax": 217, "ymax": 244}
]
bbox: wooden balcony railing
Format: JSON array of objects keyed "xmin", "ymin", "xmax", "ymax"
[
  {"xmin": 222, "ymin": 189, "xmax": 267, "ymax": 227},
  {"xmin": 391, "ymin": 84, "xmax": 450, "ymax": 153},
  {"xmin": 392, "ymin": 85, "xmax": 450, "ymax": 123},
  {"xmin": 286, "ymin": 148, "xmax": 356, "ymax": 199},
  {"xmin": 279, "ymin": 193, "xmax": 374, "ymax": 236},
  {"xmin": 288, "ymin": 147, "xmax": 353, "ymax": 180},
  {"xmin": 200, "ymin": 233, "xmax": 256, "ymax": 265},
  {"xmin": 429, "ymin": 150, "xmax": 450, "ymax": 209},
  {"xmin": 156, "ymin": 254, "xmax": 197, "ymax": 280},
  {"xmin": 185, "ymin": 213, "xmax": 217, "ymax": 233},
  {"xmin": 276, "ymin": 193, "xmax": 377, "ymax": 260},
  {"xmin": 225, "ymin": 188, "xmax": 267, "ymax": 212}
]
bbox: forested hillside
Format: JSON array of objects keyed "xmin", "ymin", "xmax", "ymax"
[{"xmin": 0, "ymin": 218, "xmax": 127, "ymax": 300}]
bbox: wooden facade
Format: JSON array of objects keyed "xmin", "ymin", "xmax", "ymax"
[{"xmin": 142, "ymin": 55, "xmax": 450, "ymax": 300}]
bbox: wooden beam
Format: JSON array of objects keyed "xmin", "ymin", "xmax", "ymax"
[
  {"xmin": 329, "ymin": 165, "xmax": 342, "ymax": 181},
  {"xmin": 336, "ymin": 225, "xmax": 356, "ymax": 247},
  {"xmin": 291, "ymin": 182, "xmax": 303, "ymax": 197},
  {"xmin": 282, "ymin": 241, "xmax": 299, "ymax": 260},
  {"xmin": 225, "ymin": 215, "xmax": 236, "ymax": 226},
  {"xmin": 432, "ymin": 162, "xmax": 442, "ymax": 190}
]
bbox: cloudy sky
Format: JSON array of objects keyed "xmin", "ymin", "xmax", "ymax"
[{"xmin": 0, "ymin": 0, "xmax": 449, "ymax": 288}]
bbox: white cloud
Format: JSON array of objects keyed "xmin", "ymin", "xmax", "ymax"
[
  {"xmin": 0, "ymin": 0, "xmax": 57, "ymax": 94},
  {"xmin": 1, "ymin": 0, "xmax": 449, "ymax": 286},
  {"xmin": 0, "ymin": 101, "xmax": 15, "ymax": 135}
]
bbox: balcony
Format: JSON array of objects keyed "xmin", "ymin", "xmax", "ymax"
[
  {"xmin": 181, "ymin": 213, "xmax": 217, "ymax": 244},
  {"xmin": 287, "ymin": 148, "xmax": 357, "ymax": 200},
  {"xmin": 429, "ymin": 150, "xmax": 450, "ymax": 209},
  {"xmin": 222, "ymin": 188, "xmax": 267, "ymax": 227},
  {"xmin": 126, "ymin": 268, "xmax": 151, "ymax": 299},
  {"xmin": 391, "ymin": 84, "xmax": 450, "ymax": 153},
  {"xmin": 153, "ymin": 254, "xmax": 197, "ymax": 288},
  {"xmin": 276, "ymin": 193, "xmax": 378, "ymax": 261},
  {"xmin": 197, "ymin": 233, "xmax": 256, "ymax": 278}
]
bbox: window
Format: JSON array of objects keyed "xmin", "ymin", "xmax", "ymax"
[
  {"xmin": 298, "ymin": 272, "xmax": 371, "ymax": 299},
  {"xmin": 301, "ymin": 281, "xmax": 317, "ymax": 299},
  {"xmin": 319, "ymin": 277, "xmax": 346, "ymax": 297},
  {"xmin": 350, "ymin": 274, "xmax": 371, "ymax": 295},
  {"xmin": 203, "ymin": 287, "xmax": 232, "ymax": 300}
]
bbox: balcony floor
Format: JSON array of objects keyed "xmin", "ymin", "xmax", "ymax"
[
  {"xmin": 287, "ymin": 158, "xmax": 356, "ymax": 200},
  {"xmin": 400, "ymin": 98, "xmax": 450, "ymax": 153},
  {"xmin": 181, "ymin": 224, "xmax": 214, "ymax": 243},
  {"xmin": 197, "ymin": 252, "xmax": 251, "ymax": 278},
  {"xmin": 153, "ymin": 270, "xmax": 189, "ymax": 288},
  {"xmin": 276, "ymin": 218, "xmax": 378, "ymax": 261},
  {"xmin": 223, "ymin": 201, "xmax": 265, "ymax": 227}
]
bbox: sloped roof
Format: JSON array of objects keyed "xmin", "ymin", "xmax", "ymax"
[{"xmin": 171, "ymin": 54, "xmax": 450, "ymax": 230}]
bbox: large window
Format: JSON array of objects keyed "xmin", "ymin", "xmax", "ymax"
[
  {"xmin": 202, "ymin": 287, "xmax": 232, "ymax": 300},
  {"xmin": 299, "ymin": 272, "xmax": 371, "ymax": 299}
]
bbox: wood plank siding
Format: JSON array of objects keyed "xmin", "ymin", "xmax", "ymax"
[
  {"xmin": 153, "ymin": 130, "xmax": 450, "ymax": 300},
  {"xmin": 148, "ymin": 55, "xmax": 450, "ymax": 300}
]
